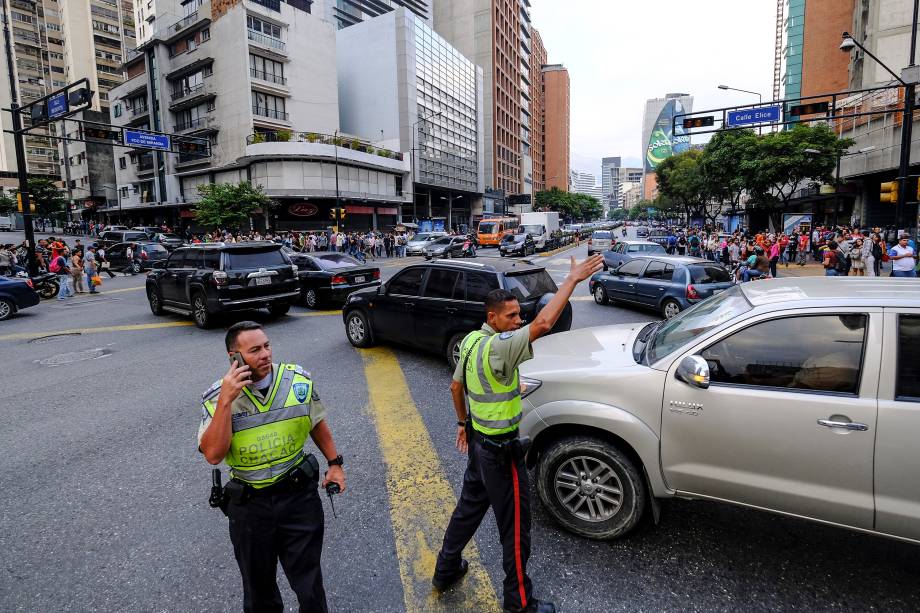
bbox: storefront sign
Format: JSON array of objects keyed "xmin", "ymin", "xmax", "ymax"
[{"xmin": 288, "ymin": 203, "xmax": 319, "ymax": 217}]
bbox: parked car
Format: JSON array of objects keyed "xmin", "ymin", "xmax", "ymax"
[
  {"xmin": 342, "ymin": 258, "xmax": 573, "ymax": 367},
  {"xmin": 0, "ymin": 215, "xmax": 12, "ymax": 231},
  {"xmin": 499, "ymin": 233, "xmax": 536, "ymax": 257},
  {"xmin": 587, "ymin": 231, "xmax": 614, "ymax": 256},
  {"xmin": 647, "ymin": 229, "xmax": 670, "ymax": 249},
  {"xmin": 424, "ymin": 235, "xmax": 469, "ymax": 259},
  {"xmin": 146, "ymin": 242, "xmax": 300, "ymax": 328},
  {"xmin": 98, "ymin": 230, "xmax": 149, "ymax": 249},
  {"xmin": 106, "ymin": 241, "xmax": 170, "ymax": 273},
  {"xmin": 147, "ymin": 232, "xmax": 186, "ymax": 251},
  {"xmin": 635, "ymin": 225, "xmax": 650, "ymax": 237},
  {"xmin": 0, "ymin": 276, "xmax": 40, "ymax": 321},
  {"xmin": 602, "ymin": 240, "xmax": 666, "ymax": 270},
  {"xmin": 283, "ymin": 249, "xmax": 380, "ymax": 309},
  {"xmin": 103, "ymin": 225, "xmax": 129, "ymax": 232},
  {"xmin": 589, "ymin": 256, "xmax": 732, "ymax": 319},
  {"xmin": 132, "ymin": 226, "xmax": 164, "ymax": 237},
  {"xmin": 406, "ymin": 232, "xmax": 448, "ymax": 256},
  {"xmin": 519, "ymin": 278, "xmax": 920, "ymax": 545}
]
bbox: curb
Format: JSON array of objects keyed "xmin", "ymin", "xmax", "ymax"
[{"xmin": 538, "ymin": 242, "xmax": 581, "ymax": 258}]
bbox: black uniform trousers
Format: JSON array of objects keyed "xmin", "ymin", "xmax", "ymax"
[
  {"xmin": 227, "ymin": 479, "xmax": 327, "ymax": 613},
  {"xmin": 435, "ymin": 432, "xmax": 533, "ymax": 611}
]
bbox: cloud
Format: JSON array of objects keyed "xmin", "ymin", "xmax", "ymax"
[{"xmin": 530, "ymin": 0, "xmax": 776, "ymax": 177}]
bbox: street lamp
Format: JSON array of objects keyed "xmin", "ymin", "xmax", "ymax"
[
  {"xmin": 717, "ymin": 84, "xmax": 763, "ymax": 104},
  {"xmin": 840, "ymin": 22, "xmax": 918, "ymax": 234}
]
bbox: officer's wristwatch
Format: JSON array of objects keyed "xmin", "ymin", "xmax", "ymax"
[{"xmin": 327, "ymin": 455, "xmax": 344, "ymax": 467}]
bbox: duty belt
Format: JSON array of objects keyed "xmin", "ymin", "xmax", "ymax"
[{"xmin": 229, "ymin": 453, "xmax": 319, "ymax": 500}]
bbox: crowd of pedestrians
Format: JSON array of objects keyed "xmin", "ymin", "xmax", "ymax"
[{"xmin": 193, "ymin": 229, "xmax": 415, "ymax": 263}]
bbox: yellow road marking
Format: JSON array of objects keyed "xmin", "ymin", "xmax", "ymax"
[
  {"xmin": 90, "ymin": 285, "xmax": 146, "ymax": 294},
  {"xmin": 290, "ymin": 310, "xmax": 341, "ymax": 317},
  {"xmin": 0, "ymin": 321, "xmax": 194, "ymax": 341},
  {"xmin": 360, "ymin": 347, "xmax": 500, "ymax": 613}
]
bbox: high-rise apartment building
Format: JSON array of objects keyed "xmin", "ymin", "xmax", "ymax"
[
  {"xmin": 542, "ymin": 63, "xmax": 569, "ymax": 192},
  {"xmin": 529, "ymin": 28, "xmax": 546, "ymax": 193},
  {"xmin": 434, "ymin": 0, "xmax": 534, "ymax": 197},
  {"xmin": 0, "ymin": 0, "xmax": 68, "ymax": 177},
  {"xmin": 108, "ymin": 0, "xmax": 409, "ymax": 230},
  {"xmin": 570, "ymin": 170, "xmax": 602, "ymax": 201},
  {"xmin": 780, "ymin": 0, "xmax": 853, "ymax": 101},
  {"xmin": 318, "ymin": 0, "xmax": 430, "ymax": 29},
  {"xmin": 336, "ymin": 7, "xmax": 484, "ymax": 229},
  {"xmin": 601, "ymin": 157, "xmax": 642, "ymax": 210}
]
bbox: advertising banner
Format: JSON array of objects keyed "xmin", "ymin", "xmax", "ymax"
[
  {"xmin": 782, "ymin": 213, "xmax": 812, "ymax": 236},
  {"xmin": 646, "ymin": 98, "xmax": 691, "ymax": 172}
]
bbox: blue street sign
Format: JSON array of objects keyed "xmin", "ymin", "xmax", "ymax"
[
  {"xmin": 124, "ymin": 129, "xmax": 171, "ymax": 151},
  {"xmin": 47, "ymin": 92, "xmax": 68, "ymax": 118},
  {"xmin": 726, "ymin": 105, "xmax": 782, "ymax": 127}
]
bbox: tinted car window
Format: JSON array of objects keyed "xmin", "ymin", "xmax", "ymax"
[
  {"xmin": 688, "ymin": 265, "xmax": 730, "ymax": 284},
  {"xmin": 617, "ymin": 260, "xmax": 647, "ymax": 277},
  {"xmin": 227, "ymin": 248, "xmax": 286, "ymax": 268},
  {"xmin": 701, "ymin": 314, "xmax": 867, "ymax": 394},
  {"xmin": 388, "ymin": 268, "xmax": 426, "ymax": 296},
  {"xmin": 643, "ymin": 261, "xmax": 666, "ymax": 279},
  {"xmin": 466, "ymin": 272, "xmax": 500, "ymax": 302},
  {"xmin": 503, "ymin": 270, "xmax": 557, "ymax": 301},
  {"xmin": 182, "ymin": 250, "xmax": 201, "ymax": 268},
  {"xmin": 167, "ymin": 249, "xmax": 187, "ymax": 267},
  {"xmin": 125, "ymin": 232, "xmax": 148, "ymax": 242},
  {"xmin": 142, "ymin": 244, "xmax": 169, "ymax": 255},
  {"xmin": 423, "ymin": 269, "xmax": 462, "ymax": 299},
  {"xmin": 592, "ymin": 231, "xmax": 612, "ymax": 239},
  {"xmin": 430, "ymin": 237, "xmax": 452, "ymax": 246},
  {"xmin": 896, "ymin": 315, "xmax": 920, "ymax": 400},
  {"xmin": 202, "ymin": 251, "xmax": 220, "ymax": 270}
]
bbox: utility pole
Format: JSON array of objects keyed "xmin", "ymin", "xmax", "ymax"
[
  {"xmin": 896, "ymin": 0, "xmax": 919, "ymax": 234},
  {"xmin": 12, "ymin": 105, "xmax": 37, "ymax": 277}
]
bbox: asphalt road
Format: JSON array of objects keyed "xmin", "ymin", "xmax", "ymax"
[{"xmin": 1, "ymin": 228, "xmax": 918, "ymax": 612}]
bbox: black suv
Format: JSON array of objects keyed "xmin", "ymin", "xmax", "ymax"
[
  {"xmin": 99, "ymin": 230, "xmax": 150, "ymax": 249},
  {"xmin": 342, "ymin": 257, "xmax": 572, "ymax": 367},
  {"xmin": 146, "ymin": 242, "xmax": 300, "ymax": 328}
]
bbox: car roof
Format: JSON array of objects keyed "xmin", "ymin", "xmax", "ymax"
[
  {"xmin": 619, "ymin": 240, "xmax": 660, "ymax": 246},
  {"xmin": 403, "ymin": 256, "xmax": 544, "ymax": 274},
  {"xmin": 630, "ymin": 254, "xmax": 712, "ymax": 265},
  {"xmin": 184, "ymin": 241, "xmax": 281, "ymax": 251},
  {"xmin": 740, "ymin": 277, "xmax": 920, "ymax": 308}
]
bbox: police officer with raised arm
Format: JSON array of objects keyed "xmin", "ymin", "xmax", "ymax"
[
  {"xmin": 433, "ymin": 254, "xmax": 604, "ymax": 613},
  {"xmin": 198, "ymin": 321, "xmax": 346, "ymax": 613}
]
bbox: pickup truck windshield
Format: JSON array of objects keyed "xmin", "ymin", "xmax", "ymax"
[{"xmin": 647, "ymin": 288, "xmax": 751, "ymax": 363}]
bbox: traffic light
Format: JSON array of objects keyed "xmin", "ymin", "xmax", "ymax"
[
  {"xmin": 178, "ymin": 139, "xmax": 209, "ymax": 157},
  {"xmin": 68, "ymin": 86, "xmax": 93, "ymax": 108},
  {"xmin": 16, "ymin": 192, "xmax": 23, "ymax": 212},
  {"xmin": 788, "ymin": 101, "xmax": 830, "ymax": 116},
  {"xmin": 880, "ymin": 180, "xmax": 899, "ymax": 204},
  {"xmin": 329, "ymin": 207, "xmax": 347, "ymax": 220},
  {"xmin": 82, "ymin": 125, "xmax": 121, "ymax": 142},
  {"xmin": 682, "ymin": 116, "xmax": 714, "ymax": 129}
]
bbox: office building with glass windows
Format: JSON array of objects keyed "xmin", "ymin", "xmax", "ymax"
[{"xmin": 337, "ymin": 7, "xmax": 484, "ymax": 230}]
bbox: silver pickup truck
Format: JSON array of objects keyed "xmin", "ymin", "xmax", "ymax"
[{"xmin": 520, "ymin": 277, "xmax": 920, "ymax": 545}]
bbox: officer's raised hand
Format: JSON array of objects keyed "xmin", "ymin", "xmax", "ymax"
[{"xmin": 220, "ymin": 361, "xmax": 253, "ymax": 402}]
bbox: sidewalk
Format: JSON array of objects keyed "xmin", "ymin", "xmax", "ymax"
[{"xmin": 774, "ymin": 261, "xmax": 894, "ymax": 278}]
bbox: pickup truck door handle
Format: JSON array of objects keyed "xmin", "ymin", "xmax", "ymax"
[
  {"xmin": 446, "ymin": 307, "xmax": 458, "ymax": 314},
  {"xmin": 404, "ymin": 302, "xmax": 415, "ymax": 310},
  {"xmin": 817, "ymin": 419, "xmax": 869, "ymax": 431}
]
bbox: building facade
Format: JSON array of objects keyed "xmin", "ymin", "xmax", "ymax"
[
  {"xmin": 542, "ymin": 63, "xmax": 569, "ymax": 192},
  {"xmin": 434, "ymin": 0, "xmax": 534, "ymax": 198},
  {"xmin": 780, "ymin": 0, "xmax": 853, "ymax": 101},
  {"xmin": 336, "ymin": 7, "xmax": 484, "ymax": 230},
  {"xmin": 641, "ymin": 92, "xmax": 692, "ymax": 200},
  {"xmin": 529, "ymin": 28, "xmax": 546, "ymax": 193},
  {"xmin": 571, "ymin": 170, "xmax": 602, "ymax": 201},
  {"xmin": 319, "ymin": 0, "xmax": 430, "ymax": 29},
  {"xmin": 108, "ymin": 0, "xmax": 408, "ymax": 231}
]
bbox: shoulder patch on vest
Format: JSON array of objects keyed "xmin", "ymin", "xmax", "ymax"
[
  {"xmin": 201, "ymin": 379, "xmax": 222, "ymax": 401},
  {"xmin": 292, "ymin": 381, "xmax": 310, "ymax": 403},
  {"xmin": 499, "ymin": 331, "xmax": 514, "ymax": 340}
]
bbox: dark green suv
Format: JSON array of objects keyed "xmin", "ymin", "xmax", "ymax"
[{"xmin": 146, "ymin": 242, "xmax": 300, "ymax": 328}]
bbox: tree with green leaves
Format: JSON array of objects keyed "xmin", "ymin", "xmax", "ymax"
[
  {"xmin": 0, "ymin": 189, "xmax": 15, "ymax": 215},
  {"xmin": 655, "ymin": 149, "xmax": 719, "ymax": 224},
  {"xmin": 534, "ymin": 188, "xmax": 602, "ymax": 221},
  {"xmin": 743, "ymin": 123, "xmax": 853, "ymax": 229},
  {"xmin": 699, "ymin": 128, "xmax": 759, "ymax": 216},
  {"xmin": 194, "ymin": 181, "xmax": 274, "ymax": 230},
  {"xmin": 16, "ymin": 178, "xmax": 66, "ymax": 218}
]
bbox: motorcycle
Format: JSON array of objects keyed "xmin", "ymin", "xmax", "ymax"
[
  {"xmin": 460, "ymin": 237, "xmax": 477, "ymax": 258},
  {"xmin": 16, "ymin": 270, "xmax": 59, "ymax": 299}
]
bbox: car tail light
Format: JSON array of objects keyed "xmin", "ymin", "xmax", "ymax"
[
  {"xmin": 212, "ymin": 270, "xmax": 228, "ymax": 286},
  {"xmin": 25, "ymin": 279, "xmax": 33, "ymax": 289},
  {"xmin": 686, "ymin": 284, "xmax": 700, "ymax": 300},
  {"xmin": 373, "ymin": 270, "xmax": 380, "ymax": 280},
  {"xmin": 331, "ymin": 275, "xmax": 347, "ymax": 285},
  {"xmin": 140, "ymin": 250, "xmax": 148, "ymax": 260}
]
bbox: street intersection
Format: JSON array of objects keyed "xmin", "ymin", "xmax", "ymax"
[{"xmin": 1, "ymin": 233, "xmax": 917, "ymax": 612}]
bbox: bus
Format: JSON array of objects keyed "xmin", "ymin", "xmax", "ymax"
[{"xmin": 477, "ymin": 217, "xmax": 519, "ymax": 246}]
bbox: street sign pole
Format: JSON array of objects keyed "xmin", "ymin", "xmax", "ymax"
[{"xmin": 11, "ymin": 103, "xmax": 37, "ymax": 277}]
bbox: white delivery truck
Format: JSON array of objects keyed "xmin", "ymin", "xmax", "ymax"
[
  {"xmin": 0, "ymin": 215, "xmax": 12, "ymax": 231},
  {"xmin": 519, "ymin": 211, "xmax": 560, "ymax": 251}
]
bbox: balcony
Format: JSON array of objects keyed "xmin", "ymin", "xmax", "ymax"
[
  {"xmin": 164, "ymin": 5, "xmax": 211, "ymax": 44},
  {"xmin": 247, "ymin": 29, "xmax": 286, "ymax": 55},
  {"xmin": 245, "ymin": 130, "xmax": 405, "ymax": 163},
  {"xmin": 252, "ymin": 105, "xmax": 289, "ymax": 122},
  {"xmin": 131, "ymin": 104, "xmax": 149, "ymax": 117},
  {"xmin": 250, "ymin": 68, "xmax": 287, "ymax": 86},
  {"xmin": 175, "ymin": 115, "xmax": 219, "ymax": 133},
  {"xmin": 168, "ymin": 79, "xmax": 216, "ymax": 110}
]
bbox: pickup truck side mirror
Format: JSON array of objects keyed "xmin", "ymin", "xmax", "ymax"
[{"xmin": 675, "ymin": 355, "xmax": 710, "ymax": 389}]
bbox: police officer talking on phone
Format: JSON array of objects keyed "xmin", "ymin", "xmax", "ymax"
[
  {"xmin": 198, "ymin": 321, "xmax": 345, "ymax": 613},
  {"xmin": 433, "ymin": 254, "xmax": 604, "ymax": 613}
]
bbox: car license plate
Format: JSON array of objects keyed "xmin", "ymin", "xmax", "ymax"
[
  {"xmin": 255, "ymin": 277, "xmax": 271, "ymax": 286},
  {"xmin": 354, "ymin": 276, "xmax": 365, "ymax": 284}
]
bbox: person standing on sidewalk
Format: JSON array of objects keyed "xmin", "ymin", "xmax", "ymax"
[
  {"xmin": 84, "ymin": 246, "xmax": 100, "ymax": 294},
  {"xmin": 889, "ymin": 235, "xmax": 918, "ymax": 278}
]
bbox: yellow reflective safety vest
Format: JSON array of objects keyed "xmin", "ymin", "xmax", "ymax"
[
  {"xmin": 202, "ymin": 363, "xmax": 314, "ymax": 488},
  {"xmin": 460, "ymin": 330, "xmax": 522, "ymax": 436}
]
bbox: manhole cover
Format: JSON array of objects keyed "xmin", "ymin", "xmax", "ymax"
[
  {"xmin": 28, "ymin": 332, "xmax": 82, "ymax": 344},
  {"xmin": 39, "ymin": 347, "xmax": 112, "ymax": 366}
]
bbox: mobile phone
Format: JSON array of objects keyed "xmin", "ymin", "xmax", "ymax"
[{"xmin": 230, "ymin": 352, "xmax": 245, "ymax": 368}]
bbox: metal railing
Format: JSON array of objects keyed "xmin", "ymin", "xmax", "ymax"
[
  {"xmin": 170, "ymin": 82, "xmax": 205, "ymax": 101},
  {"xmin": 245, "ymin": 130, "xmax": 405, "ymax": 161},
  {"xmin": 175, "ymin": 116, "xmax": 212, "ymax": 131},
  {"xmin": 247, "ymin": 29, "xmax": 285, "ymax": 52},
  {"xmin": 250, "ymin": 68, "xmax": 286, "ymax": 85},
  {"xmin": 125, "ymin": 46, "xmax": 144, "ymax": 62},
  {"xmin": 131, "ymin": 104, "xmax": 149, "ymax": 116},
  {"xmin": 171, "ymin": 12, "xmax": 200, "ymax": 33},
  {"xmin": 252, "ymin": 105, "xmax": 288, "ymax": 121},
  {"xmin": 250, "ymin": 0, "xmax": 281, "ymax": 10}
]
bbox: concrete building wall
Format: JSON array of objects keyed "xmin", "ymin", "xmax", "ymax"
[
  {"xmin": 800, "ymin": 0, "xmax": 854, "ymax": 97},
  {"xmin": 530, "ymin": 27, "xmax": 546, "ymax": 192},
  {"xmin": 543, "ymin": 64, "xmax": 569, "ymax": 191}
]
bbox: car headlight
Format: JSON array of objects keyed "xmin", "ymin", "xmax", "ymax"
[{"xmin": 520, "ymin": 376, "xmax": 542, "ymax": 399}]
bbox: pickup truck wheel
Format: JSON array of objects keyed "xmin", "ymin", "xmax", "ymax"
[
  {"xmin": 192, "ymin": 291, "xmax": 213, "ymax": 329},
  {"xmin": 147, "ymin": 288, "xmax": 164, "ymax": 315},
  {"xmin": 345, "ymin": 309, "xmax": 374, "ymax": 348},
  {"xmin": 536, "ymin": 436, "xmax": 646, "ymax": 540},
  {"xmin": 446, "ymin": 332, "xmax": 466, "ymax": 369}
]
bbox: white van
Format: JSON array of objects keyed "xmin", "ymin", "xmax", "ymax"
[{"xmin": 0, "ymin": 215, "xmax": 12, "ymax": 231}]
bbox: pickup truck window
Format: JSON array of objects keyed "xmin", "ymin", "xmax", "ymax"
[
  {"xmin": 648, "ymin": 288, "xmax": 750, "ymax": 362},
  {"xmin": 897, "ymin": 315, "xmax": 920, "ymax": 401}
]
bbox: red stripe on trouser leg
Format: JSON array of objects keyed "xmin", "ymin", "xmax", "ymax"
[{"xmin": 510, "ymin": 461, "xmax": 527, "ymax": 609}]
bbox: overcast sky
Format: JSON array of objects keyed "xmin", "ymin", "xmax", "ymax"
[{"xmin": 530, "ymin": 0, "xmax": 776, "ymax": 181}]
